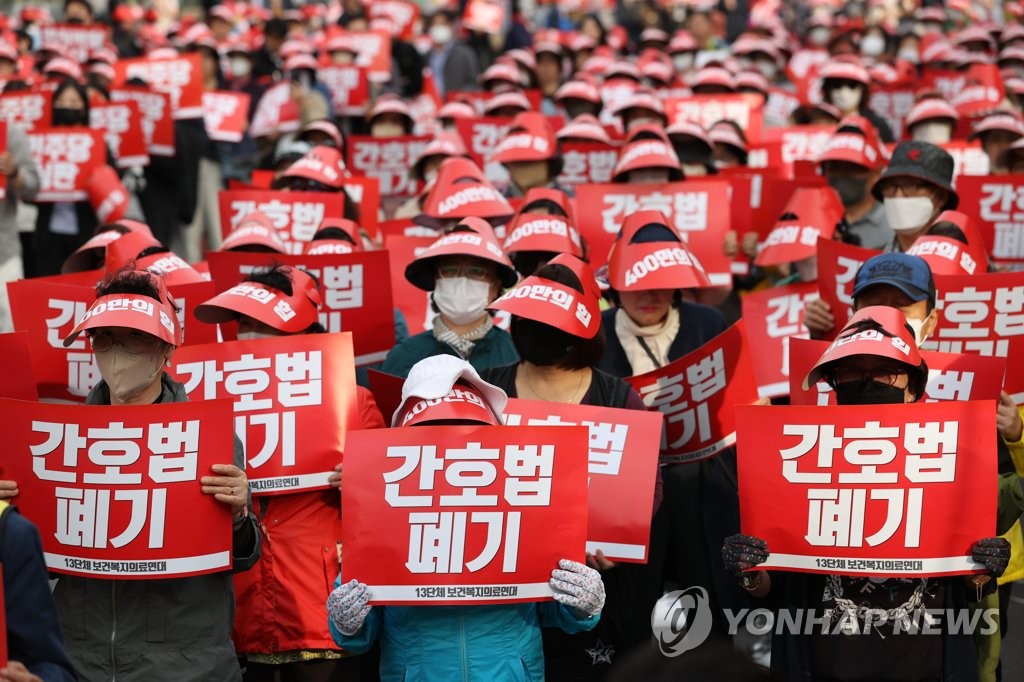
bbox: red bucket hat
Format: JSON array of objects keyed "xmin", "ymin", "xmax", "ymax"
[
  {"xmin": 483, "ymin": 90, "xmax": 532, "ymax": 116},
  {"xmin": 438, "ymin": 101, "xmax": 477, "ymax": 121},
  {"xmin": 393, "ymin": 355, "xmax": 507, "ymax": 427},
  {"xmin": 194, "ymin": 267, "xmax": 323, "ymax": 334},
  {"xmin": 221, "ymin": 212, "xmax": 288, "ymax": 253},
  {"xmin": 105, "ymin": 230, "xmax": 205, "ymax": 286},
  {"xmin": 280, "ymin": 145, "xmax": 347, "ymax": 189},
  {"xmin": 490, "ymin": 112, "xmax": 557, "ymax": 164},
  {"xmin": 905, "ymin": 98, "xmax": 960, "ymax": 129},
  {"xmin": 556, "ymin": 114, "xmax": 612, "ymax": 144},
  {"xmin": 612, "ymin": 138, "xmax": 683, "ymax": 182},
  {"xmin": 607, "ymin": 210, "xmax": 711, "ymax": 291},
  {"xmin": 410, "ymin": 131, "xmax": 469, "ymax": 181},
  {"xmin": 405, "ymin": 218, "xmax": 519, "ymax": 291},
  {"xmin": 816, "ymin": 130, "xmax": 885, "ymax": 170},
  {"xmin": 489, "ymin": 253, "xmax": 601, "ymax": 339},
  {"xmin": 906, "ymin": 235, "xmax": 983, "ymax": 275},
  {"xmin": 415, "ymin": 157, "xmax": 515, "ymax": 229},
  {"xmin": 502, "ymin": 213, "xmax": 583, "ymax": 259},
  {"xmin": 755, "ymin": 187, "xmax": 845, "ymax": 267},
  {"xmin": 555, "ymin": 79, "xmax": 602, "ymax": 106},
  {"xmin": 803, "ymin": 305, "xmax": 924, "ymax": 390},
  {"xmin": 63, "ymin": 270, "xmax": 182, "ymax": 348}
]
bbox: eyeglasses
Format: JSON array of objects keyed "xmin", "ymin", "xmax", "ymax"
[
  {"xmin": 879, "ymin": 180, "xmax": 931, "ymax": 198},
  {"xmin": 89, "ymin": 330, "xmax": 164, "ymax": 355},
  {"xmin": 827, "ymin": 363, "xmax": 909, "ymax": 387},
  {"xmin": 437, "ymin": 263, "xmax": 494, "ymax": 281}
]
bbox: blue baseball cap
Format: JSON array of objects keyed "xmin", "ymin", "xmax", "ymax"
[{"xmin": 852, "ymin": 253, "xmax": 936, "ymax": 306}]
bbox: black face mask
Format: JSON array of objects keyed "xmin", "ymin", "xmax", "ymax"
[
  {"xmin": 53, "ymin": 107, "xmax": 86, "ymax": 127},
  {"xmin": 827, "ymin": 175, "xmax": 869, "ymax": 207},
  {"xmin": 66, "ymin": 17, "xmax": 85, "ymax": 25},
  {"xmin": 511, "ymin": 317, "xmax": 577, "ymax": 367},
  {"xmin": 834, "ymin": 378, "xmax": 907, "ymax": 405}
]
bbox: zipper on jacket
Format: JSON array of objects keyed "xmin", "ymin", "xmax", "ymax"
[{"xmin": 110, "ymin": 581, "xmax": 117, "ymax": 681}]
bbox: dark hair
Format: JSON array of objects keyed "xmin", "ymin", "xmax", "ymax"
[
  {"xmin": 926, "ymin": 222, "xmax": 969, "ymax": 244},
  {"xmin": 52, "ymin": 79, "xmax": 90, "ymax": 119},
  {"xmin": 510, "ymin": 250, "xmax": 558, "ymax": 278},
  {"xmin": 522, "ymin": 199, "xmax": 568, "ymax": 217},
  {"xmin": 3, "ymin": 80, "xmax": 30, "ymax": 94},
  {"xmin": 510, "ymin": 263, "xmax": 605, "ymax": 370},
  {"xmin": 823, "ymin": 318, "xmax": 929, "ymax": 400},
  {"xmin": 312, "ymin": 226, "xmax": 356, "ymax": 244},
  {"xmin": 244, "ymin": 265, "xmax": 326, "ymax": 334},
  {"xmin": 96, "ymin": 267, "xmax": 163, "ymax": 301},
  {"xmin": 265, "ymin": 18, "xmax": 289, "ymax": 40}
]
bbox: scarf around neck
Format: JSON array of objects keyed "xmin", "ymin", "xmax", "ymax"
[{"xmin": 433, "ymin": 315, "xmax": 493, "ymax": 359}]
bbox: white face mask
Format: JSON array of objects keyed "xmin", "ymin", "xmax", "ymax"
[
  {"xmin": 860, "ymin": 34, "xmax": 886, "ymax": 58},
  {"xmin": 884, "ymin": 196, "xmax": 936, "ymax": 232},
  {"xmin": 371, "ymin": 121, "xmax": 405, "ymax": 138},
  {"xmin": 433, "ymin": 277, "xmax": 492, "ymax": 326},
  {"xmin": 230, "ymin": 56, "xmax": 252, "ymax": 79},
  {"xmin": 429, "ymin": 24, "xmax": 453, "ymax": 47},
  {"xmin": 906, "ymin": 316, "xmax": 929, "ymax": 346},
  {"xmin": 898, "ymin": 48, "xmax": 920, "ymax": 64},
  {"xmin": 830, "ymin": 85, "xmax": 863, "ymax": 113},
  {"xmin": 755, "ymin": 60, "xmax": 777, "ymax": 80},
  {"xmin": 673, "ymin": 53, "xmax": 694, "ymax": 73},
  {"xmin": 237, "ymin": 330, "xmax": 277, "ymax": 341},
  {"xmin": 96, "ymin": 347, "xmax": 166, "ymax": 403},
  {"xmin": 628, "ymin": 168, "xmax": 671, "ymax": 184},
  {"xmin": 681, "ymin": 162, "xmax": 708, "ymax": 176},
  {"xmin": 808, "ymin": 27, "xmax": 830, "ymax": 47},
  {"xmin": 911, "ymin": 121, "xmax": 953, "ymax": 145}
]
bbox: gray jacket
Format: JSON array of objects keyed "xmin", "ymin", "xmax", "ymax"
[
  {"xmin": 1, "ymin": 124, "xmax": 40, "ymax": 264},
  {"xmin": 54, "ymin": 374, "xmax": 262, "ymax": 682}
]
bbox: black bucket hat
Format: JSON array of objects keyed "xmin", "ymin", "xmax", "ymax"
[{"xmin": 871, "ymin": 141, "xmax": 959, "ymax": 210}]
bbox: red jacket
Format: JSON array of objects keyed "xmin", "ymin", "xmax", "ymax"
[{"xmin": 233, "ymin": 386, "xmax": 385, "ymax": 654}]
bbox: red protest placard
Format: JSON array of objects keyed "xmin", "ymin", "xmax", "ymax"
[
  {"xmin": 365, "ymin": 0, "xmax": 420, "ymax": 40},
  {"xmin": 941, "ymin": 141, "xmax": 990, "ymax": 177},
  {"xmin": 816, "ymin": 237, "xmax": 882, "ymax": 336},
  {"xmin": 167, "ymin": 280, "xmax": 219, "ymax": 347},
  {"xmin": 384, "ymin": 233, "xmax": 444, "ymax": 335},
  {"xmin": 957, "ymin": 174, "xmax": 1024, "ymax": 263},
  {"xmin": 741, "ymin": 282, "xmax": 818, "ymax": 398},
  {"xmin": 788, "ymin": 337, "xmax": 1007, "ymax": 406},
  {"xmin": 736, "ymin": 401, "xmax": 996, "ymax": 577},
  {"xmin": 367, "ymin": 369, "xmax": 405, "ymax": 425},
  {"xmin": 754, "ymin": 126, "xmax": 833, "ymax": 178},
  {"xmin": 341, "ymin": 425, "xmax": 589, "ymax": 604},
  {"xmin": 455, "ymin": 116, "xmax": 512, "ymax": 190},
  {"xmin": 346, "ymin": 30, "xmax": 392, "ymax": 83},
  {"xmin": 463, "ymin": 0, "xmax": 507, "ymax": 33},
  {"xmin": 91, "ymin": 101, "xmax": 150, "ymax": 168},
  {"xmin": 28, "ymin": 127, "xmax": 106, "ymax": 202},
  {"xmin": 109, "ymin": 88, "xmax": 175, "ymax": 157},
  {"xmin": 1, "ymin": 397, "xmax": 236, "ymax": 579},
  {"xmin": 664, "ymin": 94, "xmax": 764, "ymax": 144},
  {"xmin": 218, "ymin": 189, "xmax": 345, "ymax": 255},
  {"xmin": 202, "ymin": 91, "xmax": 251, "ymax": 144},
  {"xmin": 39, "ymin": 24, "xmax": 106, "ymax": 64},
  {"xmin": 625, "ymin": 321, "xmax": 759, "ymax": 463},
  {"xmin": 503, "ymin": 399, "xmax": 662, "ymax": 562},
  {"xmin": 925, "ymin": 272, "xmax": 1024, "ymax": 402},
  {"xmin": 0, "ymin": 331, "xmax": 38, "ymax": 401},
  {"xmin": 249, "ymin": 81, "xmax": 301, "ymax": 138},
  {"xmin": 868, "ymin": 84, "xmax": 916, "ymax": 140},
  {"xmin": 114, "ymin": 53, "xmax": 204, "ymax": 119},
  {"xmin": 169, "ymin": 333, "xmax": 356, "ymax": 494},
  {"xmin": 346, "ymin": 135, "xmax": 432, "ymax": 198},
  {"xmin": 205, "ymin": 250, "xmax": 395, "ymax": 366},
  {"xmin": 341, "ymin": 175, "xmax": 381, "ymax": 238},
  {"xmin": 319, "ymin": 65, "xmax": 370, "ymax": 116},
  {"xmin": 0, "ymin": 90, "xmax": 50, "ymax": 131},
  {"xmin": 763, "ymin": 88, "xmax": 801, "ymax": 127},
  {"xmin": 556, "ymin": 142, "xmax": 620, "ymax": 189},
  {"xmin": 574, "ymin": 180, "xmax": 732, "ymax": 285},
  {"xmin": 7, "ymin": 279, "xmax": 98, "ymax": 402}
]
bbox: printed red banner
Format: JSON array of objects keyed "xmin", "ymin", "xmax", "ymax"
[
  {"xmin": 367, "ymin": 369, "xmax": 405, "ymax": 425},
  {"xmin": 752, "ymin": 126, "xmax": 833, "ymax": 178},
  {"xmin": 868, "ymin": 84, "xmax": 917, "ymax": 141},
  {"xmin": 736, "ymin": 401, "xmax": 996, "ymax": 576},
  {"xmin": 463, "ymin": 0, "xmax": 507, "ymax": 33},
  {"xmin": 664, "ymin": 94, "xmax": 764, "ymax": 144},
  {"xmin": 816, "ymin": 237, "xmax": 882, "ymax": 337},
  {"xmin": 941, "ymin": 141, "xmax": 989, "ymax": 177},
  {"xmin": 91, "ymin": 101, "xmax": 150, "ymax": 168},
  {"xmin": 503, "ymin": 399, "xmax": 662, "ymax": 562},
  {"xmin": 455, "ymin": 116, "xmax": 513, "ymax": 190},
  {"xmin": 763, "ymin": 88, "xmax": 801, "ymax": 127},
  {"xmin": 365, "ymin": 0, "xmax": 420, "ymax": 40},
  {"xmin": 109, "ymin": 88, "xmax": 175, "ymax": 156},
  {"xmin": 218, "ymin": 189, "xmax": 345, "ymax": 255},
  {"xmin": 39, "ymin": 24, "xmax": 106, "ymax": 64},
  {"xmin": 1, "ymin": 398, "xmax": 236, "ymax": 578},
  {"xmin": 205, "ymin": 250, "xmax": 395, "ymax": 366},
  {"xmin": 319, "ymin": 65, "xmax": 370, "ymax": 116},
  {"xmin": 625, "ymin": 321, "xmax": 760, "ymax": 463},
  {"xmin": 114, "ymin": 53, "xmax": 204, "ymax": 119},
  {"xmin": 341, "ymin": 425, "xmax": 589, "ymax": 604},
  {"xmin": 925, "ymin": 272, "xmax": 1024, "ymax": 402},
  {"xmin": 574, "ymin": 180, "xmax": 732, "ymax": 285},
  {"xmin": 789, "ymin": 337, "xmax": 1007, "ymax": 406},
  {"xmin": 167, "ymin": 280, "xmax": 219, "ymax": 347},
  {"xmin": 345, "ymin": 30, "xmax": 393, "ymax": 83},
  {"xmin": 346, "ymin": 135, "xmax": 431, "ymax": 198},
  {"xmin": 202, "ymin": 91, "xmax": 251, "ymax": 143},
  {"xmin": 957, "ymin": 174, "xmax": 1024, "ymax": 263},
  {"xmin": 0, "ymin": 331, "xmax": 38, "ymax": 401},
  {"xmin": 0, "ymin": 90, "xmax": 50, "ymax": 132},
  {"xmin": 28, "ymin": 127, "xmax": 106, "ymax": 202},
  {"xmin": 169, "ymin": 333, "xmax": 356, "ymax": 494},
  {"xmin": 249, "ymin": 81, "xmax": 300, "ymax": 138},
  {"xmin": 384, "ymin": 233, "xmax": 437, "ymax": 334},
  {"xmin": 741, "ymin": 282, "xmax": 818, "ymax": 398},
  {"xmin": 556, "ymin": 142, "xmax": 620, "ymax": 189},
  {"xmin": 341, "ymin": 175, "xmax": 381, "ymax": 238}
]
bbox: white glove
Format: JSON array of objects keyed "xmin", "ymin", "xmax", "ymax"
[
  {"xmin": 326, "ymin": 578, "xmax": 372, "ymax": 636},
  {"xmin": 550, "ymin": 559, "xmax": 605, "ymax": 619}
]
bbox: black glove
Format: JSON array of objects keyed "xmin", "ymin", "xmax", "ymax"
[
  {"xmin": 971, "ymin": 537, "xmax": 1010, "ymax": 578},
  {"xmin": 722, "ymin": 534, "xmax": 769, "ymax": 577}
]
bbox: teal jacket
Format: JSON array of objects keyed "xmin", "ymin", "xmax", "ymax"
[
  {"xmin": 328, "ymin": 577, "xmax": 599, "ymax": 681},
  {"xmin": 379, "ymin": 326, "xmax": 519, "ymax": 378}
]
